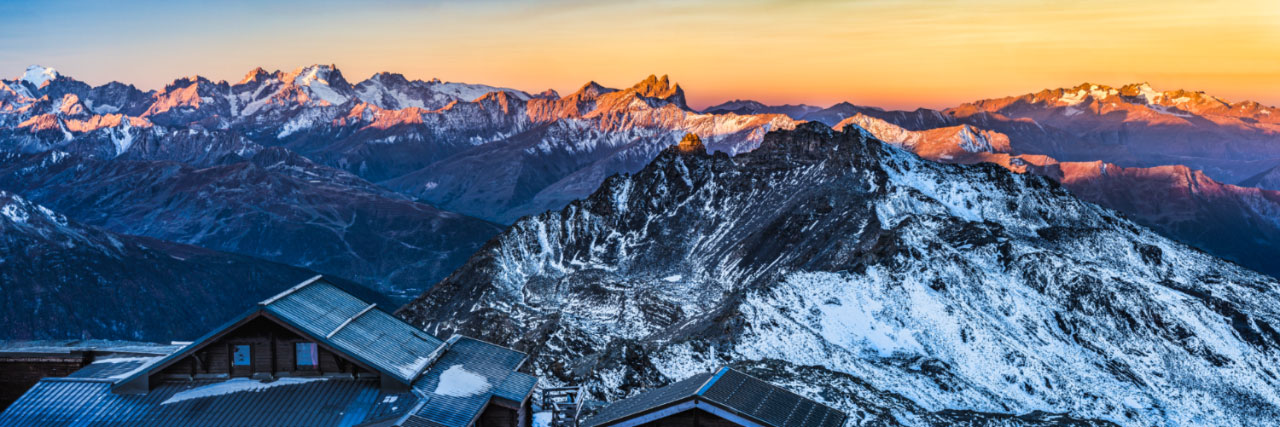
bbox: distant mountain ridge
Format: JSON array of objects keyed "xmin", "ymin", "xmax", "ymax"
[
  {"xmin": 701, "ymin": 99, "xmax": 822, "ymax": 120},
  {"xmin": 0, "ymin": 64, "xmax": 513, "ymax": 298},
  {"xmin": 800, "ymin": 82, "xmax": 1280, "ymax": 185},
  {"xmin": 0, "ymin": 190, "xmax": 332, "ymax": 340},
  {"xmin": 835, "ymin": 113, "xmax": 1280, "ymax": 279}
]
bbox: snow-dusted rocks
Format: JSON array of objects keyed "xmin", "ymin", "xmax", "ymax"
[
  {"xmin": 400, "ymin": 123, "xmax": 1280, "ymax": 426},
  {"xmin": 838, "ymin": 111, "xmax": 1280, "ymax": 280}
]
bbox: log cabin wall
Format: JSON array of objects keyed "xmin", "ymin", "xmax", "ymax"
[
  {"xmin": 0, "ymin": 353, "xmax": 91, "ymax": 411},
  {"xmin": 477, "ymin": 403, "xmax": 519, "ymax": 427},
  {"xmin": 155, "ymin": 316, "xmax": 367, "ymax": 379}
]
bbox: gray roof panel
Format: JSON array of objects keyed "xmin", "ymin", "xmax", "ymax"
[
  {"xmin": 701, "ymin": 368, "xmax": 849, "ymax": 427},
  {"xmin": 0, "ymin": 378, "xmax": 414, "ymax": 427},
  {"xmin": 264, "ymin": 280, "xmax": 371, "ymax": 338},
  {"xmin": 262, "ymin": 279, "xmax": 446, "ymax": 384},
  {"xmin": 580, "ymin": 367, "xmax": 848, "ymax": 427},
  {"xmin": 328, "ymin": 309, "xmax": 444, "ymax": 381},
  {"xmin": 494, "ymin": 372, "xmax": 537, "ymax": 402},
  {"xmin": 63, "ymin": 356, "xmax": 162, "ymax": 381},
  {"xmin": 406, "ymin": 336, "xmax": 533, "ymax": 427},
  {"xmin": 579, "ymin": 371, "xmax": 715, "ymax": 427}
]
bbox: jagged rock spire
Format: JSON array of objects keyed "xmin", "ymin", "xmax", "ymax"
[{"xmin": 675, "ymin": 133, "xmax": 706, "ymax": 155}]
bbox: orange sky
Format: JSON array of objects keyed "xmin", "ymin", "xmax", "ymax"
[{"xmin": 3, "ymin": 0, "xmax": 1279, "ymax": 110}]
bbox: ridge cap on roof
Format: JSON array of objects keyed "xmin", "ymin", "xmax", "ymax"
[
  {"xmin": 259, "ymin": 275, "xmax": 325, "ymax": 305},
  {"xmin": 705, "ymin": 366, "xmax": 848, "ymax": 417},
  {"xmin": 695, "ymin": 366, "xmax": 729, "ymax": 396}
]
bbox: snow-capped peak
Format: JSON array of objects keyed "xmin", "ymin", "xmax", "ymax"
[
  {"xmin": 285, "ymin": 64, "xmax": 351, "ymax": 105},
  {"xmin": 292, "ymin": 64, "xmax": 338, "ymax": 87},
  {"xmin": 22, "ymin": 65, "xmax": 59, "ymax": 87},
  {"xmin": 1134, "ymin": 82, "xmax": 1161, "ymax": 104}
]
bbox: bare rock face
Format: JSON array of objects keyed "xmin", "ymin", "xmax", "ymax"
[
  {"xmin": 401, "ymin": 123, "xmax": 1280, "ymax": 426},
  {"xmin": 674, "ymin": 133, "xmax": 706, "ymax": 155}
]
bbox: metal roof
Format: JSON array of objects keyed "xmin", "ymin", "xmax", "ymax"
[
  {"xmin": 578, "ymin": 372, "xmax": 715, "ymax": 427},
  {"xmin": 263, "ymin": 279, "xmax": 446, "ymax": 384},
  {"xmin": 65, "ymin": 356, "xmax": 164, "ymax": 380},
  {"xmin": 0, "ymin": 340, "xmax": 180, "ymax": 356},
  {"xmin": 0, "ymin": 276, "xmax": 538, "ymax": 427},
  {"xmin": 111, "ymin": 276, "xmax": 447, "ymax": 388},
  {"xmin": 700, "ymin": 368, "xmax": 847, "ymax": 427},
  {"xmin": 0, "ymin": 377, "xmax": 416, "ymax": 427},
  {"xmin": 401, "ymin": 336, "xmax": 535, "ymax": 427},
  {"xmin": 580, "ymin": 367, "xmax": 848, "ymax": 427}
]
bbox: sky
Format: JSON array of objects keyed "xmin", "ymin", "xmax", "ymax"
[{"xmin": 2, "ymin": 0, "xmax": 1279, "ymax": 110}]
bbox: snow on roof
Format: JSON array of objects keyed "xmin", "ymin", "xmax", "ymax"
[
  {"xmin": 161, "ymin": 377, "xmax": 329, "ymax": 405},
  {"xmin": 433, "ymin": 364, "xmax": 492, "ymax": 397}
]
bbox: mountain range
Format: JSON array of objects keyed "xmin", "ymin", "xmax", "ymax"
[
  {"xmin": 400, "ymin": 125, "xmax": 1280, "ymax": 426},
  {"xmin": 2, "ymin": 64, "xmax": 1278, "ymax": 336},
  {"xmin": 5, "ymin": 63, "xmax": 1280, "ymax": 426}
]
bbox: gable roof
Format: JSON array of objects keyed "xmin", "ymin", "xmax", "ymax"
[
  {"xmin": 398, "ymin": 336, "xmax": 537, "ymax": 427},
  {"xmin": 580, "ymin": 367, "xmax": 847, "ymax": 427},
  {"xmin": 262, "ymin": 277, "xmax": 445, "ymax": 383},
  {"xmin": 111, "ymin": 276, "xmax": 446, "ymax": 390},
  {"xmin": 2, "ymin": 276, "xmax": 539, "ymax": 427}
]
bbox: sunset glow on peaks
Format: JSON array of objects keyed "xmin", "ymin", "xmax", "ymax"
[{"xmin": 3, "ymin": 0, "xmax": 1280, "ymax": 110}]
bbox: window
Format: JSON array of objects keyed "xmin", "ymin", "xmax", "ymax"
[
  {"xmin": 232, "ymin": 345, "xmax": 252, "ymax": 366},
  {"xmin": 295, "ymin": 342, "xmax": 319, "ymax": 369}
]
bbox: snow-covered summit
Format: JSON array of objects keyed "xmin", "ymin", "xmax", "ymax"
[
  {"xmin": 285, "ymin": 64, "xmax": 352, "ymax": 106},
  {"xmin": 21, "ymin": 65, "xmax": 59, "ymax": 88}
]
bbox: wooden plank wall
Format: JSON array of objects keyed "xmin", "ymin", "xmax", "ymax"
[
  {"xmin": 0, "ymin": 354, "xmax": 90, "ymax": 411},
  {"xmin": 156, "ymin": 317, "xmax": 363, "ymax": 379}
]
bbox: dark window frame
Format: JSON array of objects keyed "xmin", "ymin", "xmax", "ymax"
[
  {"xmin": 228, "ymin": 342, "xmax": 254, "ymax": 377},
  {"xmin": 294, "ymin": 342, "xmax": 320, "ymax": 372}
]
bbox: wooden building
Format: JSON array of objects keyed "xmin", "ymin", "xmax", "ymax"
[
  {"xmin": 0, "ymin": 342, "xmax": 178, "ymax": 411},
  {"xmin": 580, "ymin": 367, "xmax": 847, "ymax": 427},
  {"xmin": 0, "ymin": 276, "xmax": 536, "ymax": 427}
]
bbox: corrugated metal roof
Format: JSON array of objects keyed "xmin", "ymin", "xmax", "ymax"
[
  {"xmin": 700, "ymin": 368, "xmax": 847, "ymax": 427},
  {"xmin": 263, "ymin": 279, "xmax": 446, "ymax": 385},
  {"xmin": 580, "ymin": 367, "xmax": 848, "ymax": 427},
  {"xmin": 0, "ymin": 378, "xmax": 414, "ymax": 427},
  {"xmin": 578, "ymin": 372, "xmax": 715, "ymax": 427},
  {"xmin": 264, "ymin": 279, "xmax": 371, "ymax": 337},
  {"xmin": 494, "ymin": 373, "xmax": 537, "ymax": 402},
  {"xmin": 65, "ymin": 357, "xmax": 163, "ymax": 380},
  {"xmin": 329, "ymin": 309, "xmax": 444, "ymax": 381},
  {"xmin": 0, "ymin": 276, "xmax": 539, "ymax": 427},
  {"xmin": 111, "ymin": 278, "xmax": 445, "ymax": 388},
  {"xmin": 404, "ymin": 337, "xmax": 534, "ymax": 427}
]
